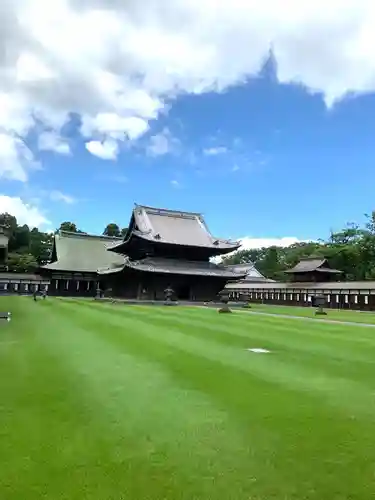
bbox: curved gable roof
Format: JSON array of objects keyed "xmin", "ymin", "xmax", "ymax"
[{"xmin": 42, "ymin": 231, "xmax": 125, "ymax": 273}]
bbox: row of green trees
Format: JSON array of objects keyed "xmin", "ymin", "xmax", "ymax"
[
  {"xmin": 58, "ymin": 221, "xmax": 128, "ymax": 237},
  {"xmin": 221, "ymin": 211, "xmax": 375, "ymax": 282},
  {"xmin": 0, "ymin": 213, "xmax": 128, "ymax": 272}
]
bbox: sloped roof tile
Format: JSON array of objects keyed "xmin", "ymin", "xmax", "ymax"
[
  {"xmin": 42, "ymin": 231, "xmax": 125, "ymax": 273},
  {"xmin": 129, "ymin": 204, "xmax": 240, "ymax": 250},
  {"xmin": 99, "ymin": 257, "xmax": 244, "ymax": 278},
  {"xmin": 225, "ymin": 262, "xmax": 275, "ymax": 282}
]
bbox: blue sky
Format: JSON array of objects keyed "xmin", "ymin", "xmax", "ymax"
[
  {"xmin": 6, "ymin": 74, "xmax": 375, "ymax": 243},
  {"xmin": 1, "ymin": 1, "xmax": 375, "ymax": 250}
]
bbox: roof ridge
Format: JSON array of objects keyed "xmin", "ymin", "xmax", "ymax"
[
  {"xmin": 299, "ymin": 256, "xmax": 325, "ymax": 261},
  {"xmin": 135, "ymin": 203, "xmax": 203, "ymax": 217},
  {"xmin": 58, "ymin": 230, "xmax": 122, "ymax": 241}
]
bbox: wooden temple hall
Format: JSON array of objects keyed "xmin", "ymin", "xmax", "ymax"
[
  {"xmin": 39, "ymin": 205, "xmax": 245, "ymax": 300},
  {"xmin": 225, "ymin": 256, "xmax": 375, "ymax": 310}
]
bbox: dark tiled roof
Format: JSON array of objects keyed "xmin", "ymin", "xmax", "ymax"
[
  {"xmin": 99, "ymin": 257, "xmax": 245, "ymax": 278},
  {"xmin": 42, "ymin": 231, "xmax": 125, "ymax": 273},
  {"xmin": 285, "ymin": 258, "xmax": 342, "ymax": 274},
  {"xmin": 109, "ymin": 204, "xmax": 240, "ymax": 252},
  {"xmin": 285, "ymin": 258, "xmax": 326, "ymax": 273}
]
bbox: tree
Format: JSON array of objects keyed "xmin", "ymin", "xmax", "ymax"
[
  {"xmin": 0, "ymin": 213, "xmax": 17, "ymax": 231},
  {"xmin": 103, "ymin": 223, "xmax": 121, "ymax": 237},
  {"xmin": 121, "ymin": 227, "xmax": 128, "ymax": 237},
  {"xmin": 29, "ymin": 228, "xmax": 53, "ymax": 265},
  {"xmin": 7, "ymin": 252, "xmax": 38, "ymax": 272},
  {"xmin": 59, "ymin": 221, "xmax": 78, "ymax": 232},
  {"xmin": 257, "ymin": 246, "xmax": 282, "ymax": 280}
]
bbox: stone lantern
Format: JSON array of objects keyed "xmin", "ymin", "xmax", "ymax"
[{"xmin": 218, "ymin": 289, "xmax": 232, "ymax": 313}]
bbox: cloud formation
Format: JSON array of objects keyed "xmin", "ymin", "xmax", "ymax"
[
  {"xmin": 239, "ymin": 236, "xmax": 304, "ymax": 250},
  {"xmin": 0, "ymin": 195, "xmax": 50, "ymax": 228},
  {"xmin": 38, "ymin": 132, "xmax": 71, "ymax": 155},
  {"xmin": 203, "ymin": 147, "xmax": 228, "ymax": 156},
  {"xmin": 49, "ymin": 190, "xmax": 76, "ymax": 204},
  {"xmin": 1, "ymin": 0, "xmax": 375, "ymax": 179},
  {"xmin": 147, "ymin": 128, "xmax": 180, "ymax": 157}
]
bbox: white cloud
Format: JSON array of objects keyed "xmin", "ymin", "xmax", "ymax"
[
  {"xmin": 38, "ymin": 132, "xmax": 70, "ymax": 155},
  {"xmin": 147, "ymin": 128, "xmax": 179, "ymax": 157},
  {"xmin": 170, "ymin": 179, "xmax": 181, "ymax": 188},
  {"xmin": 204, "ymin": 146, "xmax": 228, "ymax": 156},
  {"xmin": 0, "ymin": 133, "xmax": 38, "ymax": 182},
  {"xmin": 85, "ymin": 140, "xmax": 118, "ymax": 160},
  {"xmin": 0, "ymin": 0, "xmax": 375, "ymax": 179},
  {"xmin": 49, "ymin": 190, "xmax": 76, "ymax": 204},
  {"xmin": 238, "ymin": 236, "xmax": 304, "ymax": 250},
  {"xmin": 0, "ymin": 195, "xmax": 50, "ymax": 228}
]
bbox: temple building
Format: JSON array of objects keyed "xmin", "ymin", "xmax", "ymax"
[
  {"xmin": 284, "ymin": 257, "xmax": 342, "ymax": 282},
  {"xmin": 41, "ymin": 204, "xmax": 244, "ymax": 300},
  {"xmin": 225, "ymin": 256, "xmax": 375, "ymax": 310}
]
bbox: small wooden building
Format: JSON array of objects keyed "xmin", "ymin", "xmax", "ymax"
[{"xmin": 284, "ymin": 257, "xmax": 342, "ymax": 282}]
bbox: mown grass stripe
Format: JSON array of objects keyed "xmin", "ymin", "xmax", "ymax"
[
  {"xmin": 55, "ymin": 298, "xmax": 375, "ymax": 419},
  {"xmin": 61, "ymin": 299, "xmax": 375, "ymax": 385},
  {"xmin": 2, "ymin": 297, "xmax": 375, "ymax": 499}
]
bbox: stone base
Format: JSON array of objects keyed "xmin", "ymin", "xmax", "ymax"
[
  {"xmin": 218, "ymin": 306, "xmax": 232, "ymax": 313},
  {"xmin": 315, "ymin": 310, "xmax": 327, "ymax": 316},
  {"xmin": 164, "ymin": 300, "xmax": 179, "ymax": 306}
]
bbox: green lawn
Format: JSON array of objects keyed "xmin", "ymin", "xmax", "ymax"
[
  {"xmin": 1, "ymin": 297, "xmax": 375, "ymax": 499},
  {"xmin": 246, "ymin": 302, "xmax": 375, "ymax": 324}
]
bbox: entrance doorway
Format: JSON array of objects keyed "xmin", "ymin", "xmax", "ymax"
[{"xmin": 177, "ymin": 284, "xmax": 191, "ymax": 300}]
